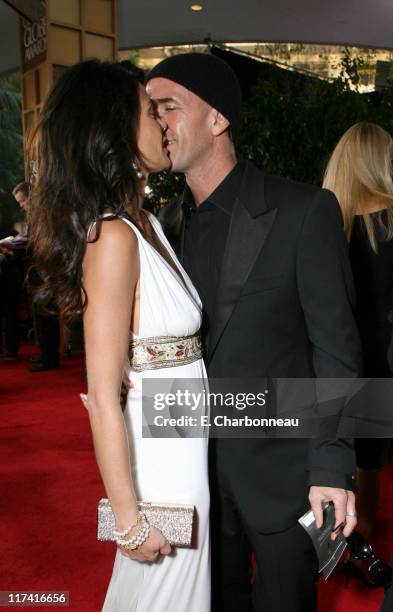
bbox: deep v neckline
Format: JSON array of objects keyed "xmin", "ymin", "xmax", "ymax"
[
  {"xmin": 92, "ymin": 211, "xmax": 195, "ymax": 300},
  {"xmin": 138, "ymin": 210, "xmax": 187, "ymax": 289}
]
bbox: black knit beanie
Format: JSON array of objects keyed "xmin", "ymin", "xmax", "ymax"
[{"xmin": 147, "ymin": 53, "xmax": 242, "ymax": 134}]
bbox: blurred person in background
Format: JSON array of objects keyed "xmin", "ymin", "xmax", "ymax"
[
  {"xmin": 0, "ymin": 243, "xmax": 23, "ymax": 361},
  {"xmin": 324, "ymin": 122, "xmax": 393, "ymax": 589},
  {"xmin": 12, "ymin": 181, "xmax": 61, "ymax": 371},
  {"xmin": 0, "ymin": 183, "xmax": 30, "ymax": 360},
  {"xmin": 0, "ymin": 207, "xmax": 15, "ymax": 356},
  {"xmin": 12, "ymin": 182, "xmax": 30, "ymax": 218}
]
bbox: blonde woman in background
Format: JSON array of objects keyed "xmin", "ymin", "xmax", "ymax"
[{"xmin": 324, "ymin": 122, "xmax": 393, "ymax": 588}]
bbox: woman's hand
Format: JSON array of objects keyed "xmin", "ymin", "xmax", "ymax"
[{"xmin": 119, "ymin": 526, "xmax": 171, "ymax": 562}]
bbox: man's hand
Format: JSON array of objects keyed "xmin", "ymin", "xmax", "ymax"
[
  {"xmin": 121, "ymin": 371, "xmax": 133, "ymax": 411},
  {"xmin": 309, "ymin": 486, "xmax": 357, "ymax": 540}
]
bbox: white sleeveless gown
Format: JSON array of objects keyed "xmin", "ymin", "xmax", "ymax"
[{"xmin": 101, "ymin": 212, "xmax": 210, "ymax": 612}]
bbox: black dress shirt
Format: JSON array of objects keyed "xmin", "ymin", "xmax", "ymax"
[{"xmin": 181, "ymin": 162, "xmax": 243, "ymax": 337}]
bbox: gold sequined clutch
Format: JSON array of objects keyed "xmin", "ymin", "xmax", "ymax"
[{"xmin": 97, "ymin": 499, "xmax": 195, "ymax": 547}]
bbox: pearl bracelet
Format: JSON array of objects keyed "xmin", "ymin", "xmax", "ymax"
[
  {"xmin": 117, "ymin": 519, "xmax": 149, "ymax": 546},
  {"xmin": 113, "ymin": 513, "xmax": 143, "ymax": 538},
  {"xmin": 113, "ymin": 525, "xmax": 132, "ymax": 538},
  {"xmin": 119, "ymin": 525, "xmax": 150, "ymax": 550},
  {"xmin": 117, "ymin": 513, "xmax": 150, "ymax": 550},
  {"xmin": 117, "ymin": 524, "xmax": 148, "ymax": 546}
]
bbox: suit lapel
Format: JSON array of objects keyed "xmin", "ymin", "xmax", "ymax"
[
  {"xmin": 160, "ymin": 197, "xmax": 186, "ymax": 261},
  {"xmin": 171, "ymin": 201, "xmax": 186, "ymax": 261},
  {"xmin": 179, "ymin": 214, "xmax": 186, "ymax": 261},
  {"xmin": 207, "ymin": 164, "xmax": 277, "ymax": 364}
]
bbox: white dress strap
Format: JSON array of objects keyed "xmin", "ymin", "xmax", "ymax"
[{"xmin": 86, "ymin": 212, "xmax": 119, "ymax": 242}]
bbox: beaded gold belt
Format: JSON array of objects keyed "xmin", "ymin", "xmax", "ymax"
[{"xmin": 129, "ymin": 331, "xmax": 203, "ymax": 372}]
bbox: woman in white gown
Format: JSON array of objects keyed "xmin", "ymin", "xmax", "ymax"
[{"xmin": 29, "ymin": 59, "xmax": 210, "ymax": 611}]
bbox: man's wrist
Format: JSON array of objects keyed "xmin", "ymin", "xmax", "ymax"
[{"xmin": 308, "ymin": 469, "xmax": 357, "ymax": 492}]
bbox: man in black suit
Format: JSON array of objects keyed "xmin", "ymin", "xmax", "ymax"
[
  {"xmin": 12, "ymin": 182, "xmax": 60, "ymax": 371},
  {"xmin": 147, "ymin": 53, "xmax": 362, "ymax": 612}
]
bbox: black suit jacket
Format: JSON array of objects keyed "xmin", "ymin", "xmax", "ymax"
[
  {"xmin": 159, "ymin": 161, "xmax": 362, "ymax": 533},
  {"xmin": 388, "ymin": 310, "xmax": 393, "ymax": 372},
  {"xmin": 381, "ymin": 551, "xmax": 393, "ymax": 611}
]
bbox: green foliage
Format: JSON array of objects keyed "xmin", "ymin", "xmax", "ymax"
[
  {"xmin": 0, "ymin": 72, "xmax": 24, "ymax": 232},
  {"xmin": 338, "ymin": 47, "xmax": 365, "ymax": 90},
  {"xmin": 1, "ymin": 71, "xmax": 21, "ymax": 93},
  {"xmin": 237, "ymin": 52, "xmax": 393, "ymax": 187},
  {"xmin": 146, "ymin": 172, "xmax": 185, "ymax": 212}
]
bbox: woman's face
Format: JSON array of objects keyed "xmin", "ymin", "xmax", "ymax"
[{"xmin": 137, "ymin": 84, "xmax": 170, "ymax": 173}]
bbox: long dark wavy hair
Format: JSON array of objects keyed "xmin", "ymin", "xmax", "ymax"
[{"xmin": 29, "ymin": 59, "xmax": 145, "ymax": 322}]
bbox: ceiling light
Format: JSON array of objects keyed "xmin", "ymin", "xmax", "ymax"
[{"xmin": 191, "ymin": 4, "xmax": 203, "ymax": 11}]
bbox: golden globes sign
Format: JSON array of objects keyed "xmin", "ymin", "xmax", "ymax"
[{"xmin": 19, "ymin": 0, "xmax": 46, "ymax": 71}]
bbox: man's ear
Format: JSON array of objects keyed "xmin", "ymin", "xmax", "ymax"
[{"xmin": 210, "ymin": 109, "xmax": 230, "ymax": 136}]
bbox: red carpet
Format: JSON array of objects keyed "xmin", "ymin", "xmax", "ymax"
[{"xmin": 1, "ymin": 343, "xmax": 392, "ymax": 611}]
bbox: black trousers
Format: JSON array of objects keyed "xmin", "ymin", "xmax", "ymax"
[
  {"xmin": 1, "ymin": 295, "xmax": 20, "ymax": 355},
  {"xmin": 35, "ymin": 311, "xmax": 60, "ymax": 366},
  {"xmin": 210, "ymin": 447, "xmax": 319, "ymax": 612},
  {"xmin": 0, "ymin": 265, "xmax": 22, "ymax": 356},
  {"xmin": 380, "ymin": 551, "xmax": 393, "ymax": 612}
]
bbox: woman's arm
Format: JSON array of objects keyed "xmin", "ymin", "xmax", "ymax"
[
  {"xmin": 82, "ymin": 218, "xmax": 171, "ymax": 562},
  {"xmin": 82, "ymin": 218, "xmax": 140, "ymax": 530}
]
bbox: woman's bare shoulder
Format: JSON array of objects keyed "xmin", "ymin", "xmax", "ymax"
[
  {"xmin": 86, "ymin": 217, "xmax": 138, "ymax": 252},
  {"xmin": 83, "ymin": 217, "xmax": 140, "ymax": 279}
]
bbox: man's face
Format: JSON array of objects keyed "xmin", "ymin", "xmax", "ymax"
[
  {"xmin": 14, "ymin": 191, "xmax": 29, "ymax": 212},
  {"xmin": 137, "ymin": 84, "xmax": 170, "ymax": 173},
  {"xmin": 146, "ymin": 77, "xmax": 214, "ymax": 174}
]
